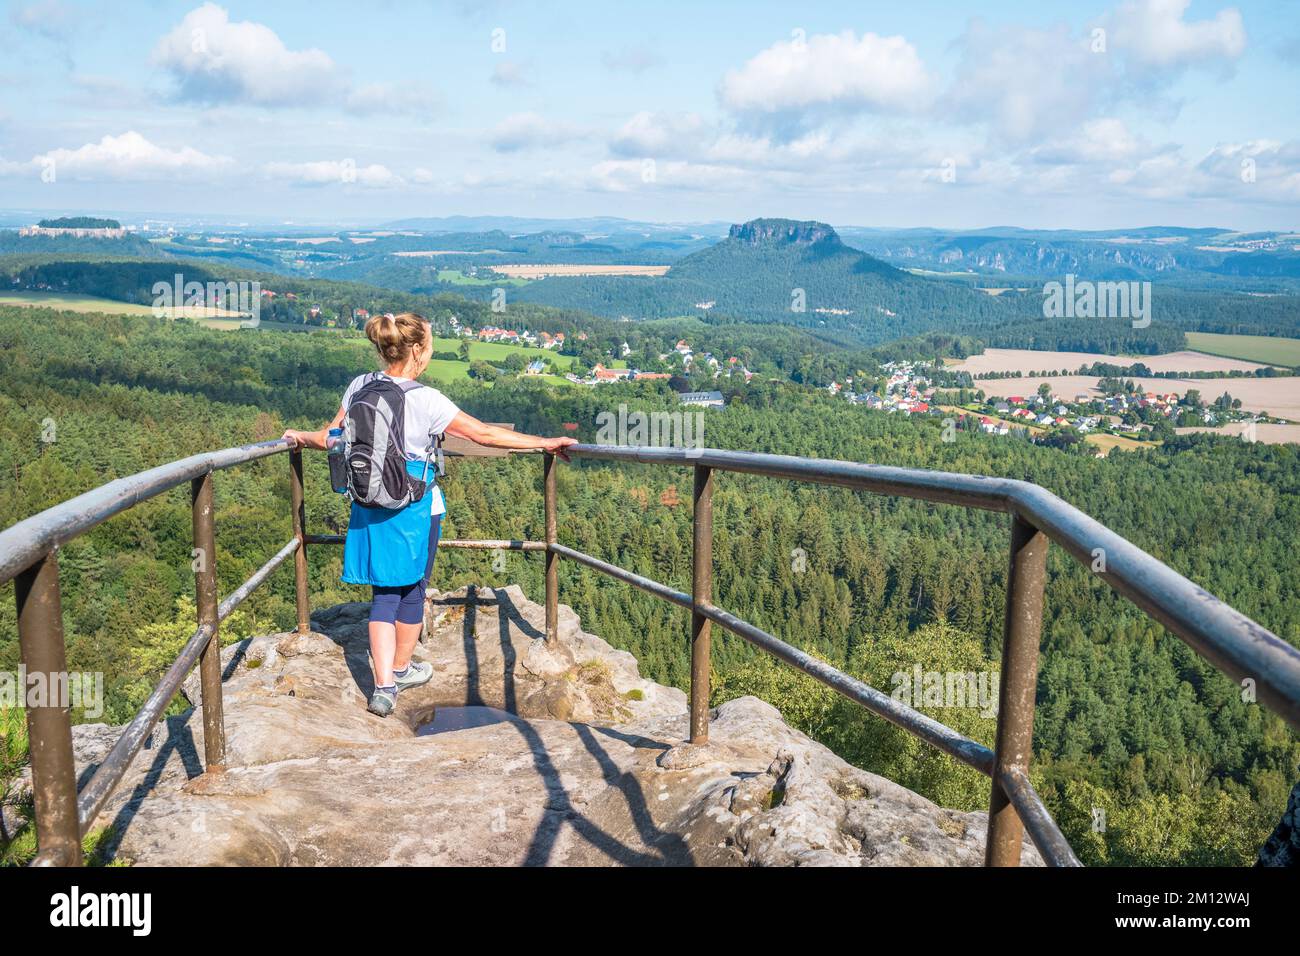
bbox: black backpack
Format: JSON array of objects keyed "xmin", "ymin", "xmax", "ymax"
[{"xmin": 343, "ymin": 374, "xmax": 440, "ymax": 509}]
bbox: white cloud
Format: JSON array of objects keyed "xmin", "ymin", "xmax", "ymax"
[
  {"xmin": 489, "ymin": 60, "xmax": 532, "ymax": 87},
  {"xmin": 153, "ymin": 3, "xmax": 342, "ymax": 107},
  {"xmin": 151, "ymin": 3, "xmax": 437, "ymax": 114},
  {"xmin": 488, "ymin": 112, "xmax": 585, "ymax": 152},
  {"xmin": 1107, "ymin": 0, "xmax": 1246, "ymax": 69},
  {"xmin": 0, "ymin": 155, "xmax": 28, "ymax": 177},
  {"xmin": 941, "ymin": 3, "xmax": 1246, "ymax": 145},
  {"xmin": 586, "ymin": 159, "xmax": 738, "ymax": 193},
  {"xmin": 9, "ymin": 0, "xmax": 78, "ymax": 43},
  {"xmin": 23, "ymin": 131, "xmax": 233, "ymax": 180},
  {"xmin": 1028, "ymin": 118, "xmax": 1153, "ymax": 166},
  {"xmin": 609, "ymin": 111, "xmax": 709, "ymax": 158},
  {"xmin": 720, "ymin": 30, "xmax": 936, "ymax": 130},
  {"xmin": 1193, "ymin": 140, "xmax": 1300, "ymax": 198},
  {"xmin": 944, "ymin": 21, "xmax": 1110, "ymax": 144},
  {"xmin": 601, "ymin": 102, "xmax": 1008, "ymax": 204},
  {"xmin": 262, "ymin": 159, "xmax": 402, "ymax": 188},
  {"xmin": 610, "ymin": 111, "xmax": 909, "ymax": 174},
  {"xmin": 994, "ymin": 134, "xmax": 1300, "ymax": 205}
]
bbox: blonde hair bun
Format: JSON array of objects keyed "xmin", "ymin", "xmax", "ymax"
[{"xmin": 365, "ymin": 311, "xmax": 428, "ymax": 364}]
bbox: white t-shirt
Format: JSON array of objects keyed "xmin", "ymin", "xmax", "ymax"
[{"xmin": 340, "ymin": 372, "xmax": 460, "ymax": 515}]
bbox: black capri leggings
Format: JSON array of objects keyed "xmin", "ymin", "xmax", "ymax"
[{"xmin": 369, "ymin": 514, "xmax": 442, "ymax": 626}]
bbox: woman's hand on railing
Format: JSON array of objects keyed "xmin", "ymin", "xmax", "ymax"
[
  {"xmin": 542, "ymin": 437, "xmax": 578, "ymax": 462},
  {"xmin": 281, "ymin": 428, "xmax": 323, "ymax": 450}
]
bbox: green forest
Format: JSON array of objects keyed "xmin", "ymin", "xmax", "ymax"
[{"xmin": 1, "ymin": 306, "xmax": 1297, "ymax": 866}]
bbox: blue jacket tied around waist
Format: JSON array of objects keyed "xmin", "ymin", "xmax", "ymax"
[{"xmin": 342, "ymin": 458, "xmax": 438, "ymax": 587}]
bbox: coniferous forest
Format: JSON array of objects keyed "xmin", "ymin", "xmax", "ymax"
[{"xmin": 1, "ymin": 306, "xmax": 1297, "ymax": 866}]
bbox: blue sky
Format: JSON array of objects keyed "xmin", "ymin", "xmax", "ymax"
[{"xmin": 1, "ymin": 0, "xmax": 1297, "ymax": 229}]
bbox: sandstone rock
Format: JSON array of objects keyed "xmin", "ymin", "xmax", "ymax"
[{"xmin": 15, "ymin": 585, "xmax": 1040, "ymax": 866}]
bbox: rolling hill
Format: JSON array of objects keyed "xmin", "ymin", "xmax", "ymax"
[{"xmin": 513, "ymin": 218, "xmax": 1051, "ymax": 345}]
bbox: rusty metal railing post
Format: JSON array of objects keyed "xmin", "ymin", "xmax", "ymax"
[
  {"xmin": 289, "ymin": 448, "xmax": 310, "ymax": 635},
  {"xmin": 543, "ymin": 452, "xmax": 558, "ymax": 644},
  {"xmin": 15, "ymin": 552, "xmax": 83, "ymax": 866},
  {"xmin": 190, "ymin": 472, "xmax": 226, "ymax": 768},
  {"xmin": 690, "ymin": 464, "xmax": 714, "ymax": 744},
  {"xmin": 986, "ymin": 514, "xmax": 1048, "ymax": 866}
]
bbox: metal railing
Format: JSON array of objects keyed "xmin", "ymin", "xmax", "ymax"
[{"xmin": 3, "ymin": 439, "xmax": 1300, "ymax": 867}]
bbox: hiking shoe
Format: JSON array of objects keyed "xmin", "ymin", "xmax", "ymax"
[
  {"xmin": 394, "ymin": 660, "xmax": 433, "ymax": 692},
  {"xmin": 367, "ymin": 687, "xmax": 397, "ymax": 717}
]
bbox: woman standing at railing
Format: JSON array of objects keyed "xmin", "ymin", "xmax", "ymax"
[{"xmin": 282, "ymin": 312, "xmax": 575, "ymax": 716}]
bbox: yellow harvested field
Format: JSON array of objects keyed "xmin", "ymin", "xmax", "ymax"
[
  {"xmin": 952, "ymin": 348, "xmax": 1266, "ymax": 375},
  {"xmin": 1176, "ymin": 422, "xmax": 1300, "ymax": 445},
  {"xmin": 0, "ymin": 291, "xmax": 251, "ymax": 321},
  {"xmin": 1085, "ymin": 433, "xmax": 1154, "ymax": 455},
  {"xmin": 974, "ymin": 374, "xmax": 1300, "ymax": 421},
  {"xmin": 491, "ymin": 264, "xmax": 671, "ymax": 278}
]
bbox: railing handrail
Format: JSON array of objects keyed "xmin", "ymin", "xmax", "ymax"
[
  {"xmin": 565, "ymin": 444, "xmax": 1300, "ymax": 732},
  {"xmin": 0, "ymin": 438, "xmax": 294, "ymax": 585},
  {"xmin": 6, "ymin": 438, "xmax": 1299, "ymax": 868}
]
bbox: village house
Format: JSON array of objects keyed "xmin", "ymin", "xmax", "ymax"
[
  {"xmin": 591, "ymin": 363, "xmax": 633, "ymax": 383},
  {"xmin": 678, "ymin": 390, "xmax": 725, "ymax": 408}
]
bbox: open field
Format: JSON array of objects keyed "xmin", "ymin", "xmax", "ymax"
[
  {"xmin": 0, "ymin": 291, "xmax": 251, "ymax": 321},
  {"xmin": 952, "ymin": 347, "xmax": 1267, "ymax": 375},
  {"xmin": 974, "ymin": 373, "xmax": 1300, "ymax": 420},
  {"xmin": 434, "ymin": 270, "xmax": 528, "ymax": 287},
  {"xmin": 1085, "ymin": 433, "xmax": 1155, "ymax": 454},
  {"xmin": 1185, "ymin": 332, "xmax": 1300, "ymax": 368},
  {"xmin": 429, "ymin": 336, "xmax": 575, "ymax": 370},
  {"xmin": 491, "ymin": 264, "xmax": 671, "ymax": 278},
  {"xmin": 1176, "ymin": 422, "xmax": 1300, "ymax": 445},
  {"xmin": 421, "ymin": 358, "xmax": 576, "ymax": 387},
  {"xmin": 423, "ymin": 359, "xmax": 479, "ymax": 384}
]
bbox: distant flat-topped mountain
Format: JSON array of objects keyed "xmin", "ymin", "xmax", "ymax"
[
  {"xmin": 671, "ymin": 217, "xmax": 902, "ymax": 283},
  {"xmin": 728, "ymin": 218, "xmax": 842, "ymax": 247}
]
